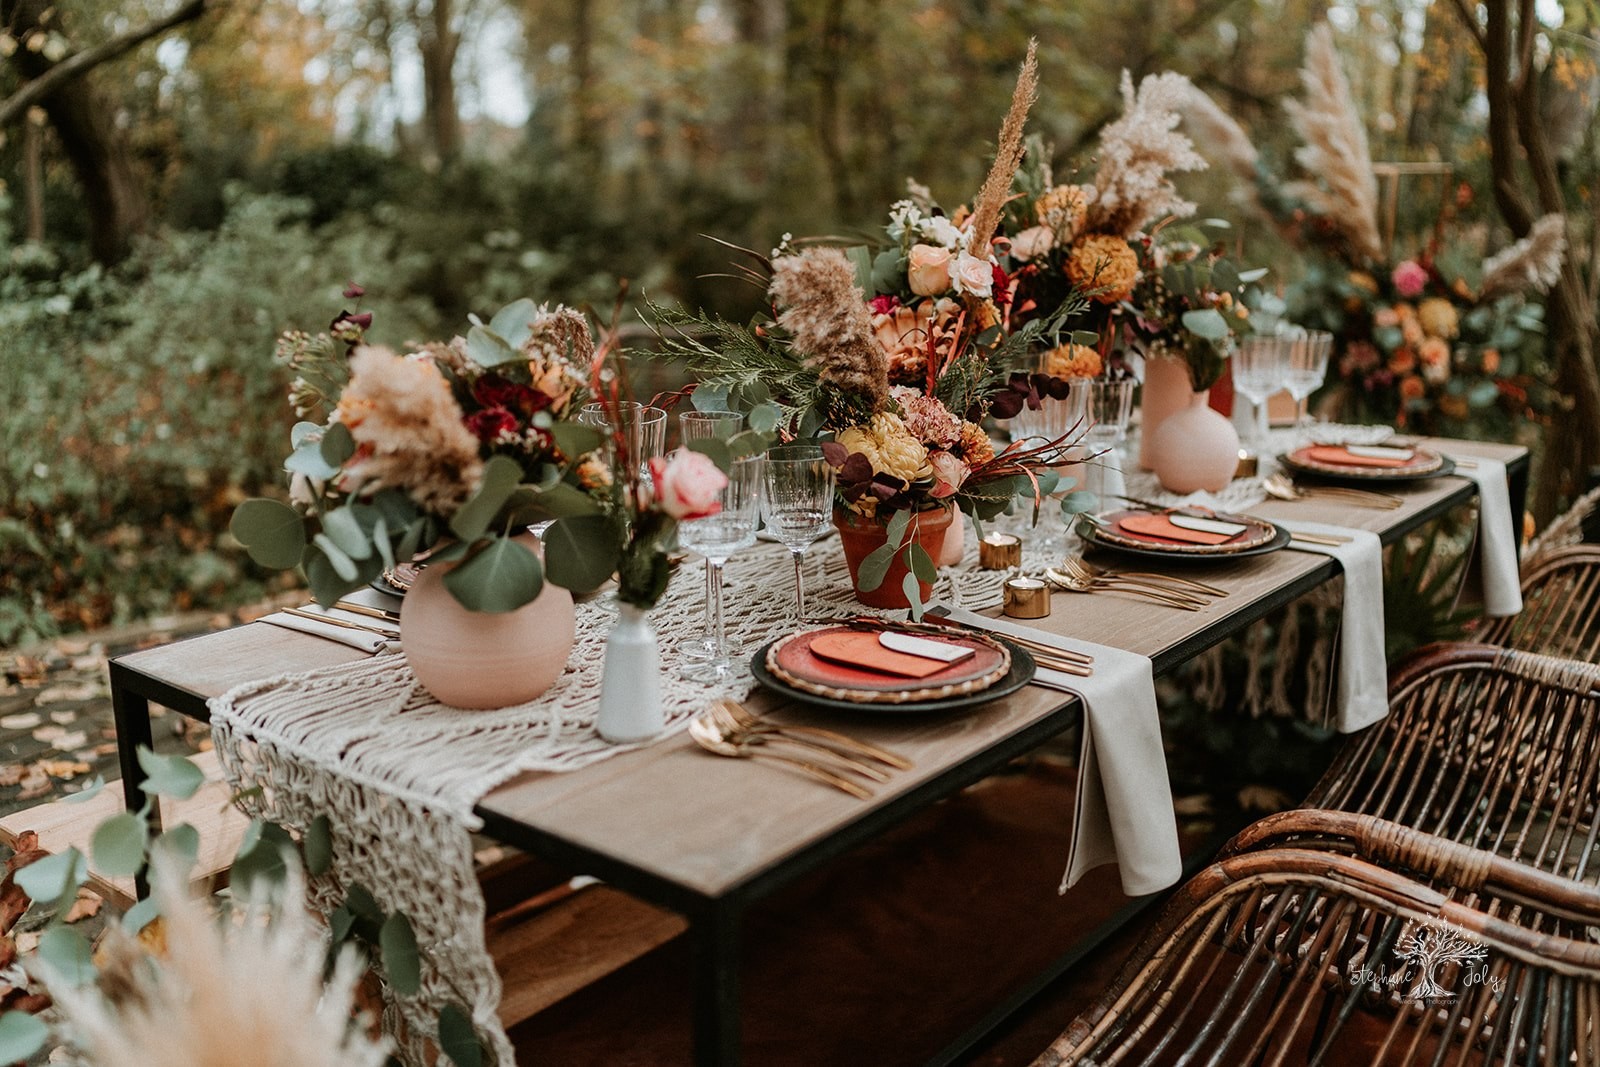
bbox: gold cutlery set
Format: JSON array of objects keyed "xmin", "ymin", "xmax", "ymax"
[
  {"xmin": 688, "ymin": 699, "xmax": 913, "ymax": 799},
  {"xmin": 1044, "ymin": 557, "xmax": 1227, "ymax": 612}
]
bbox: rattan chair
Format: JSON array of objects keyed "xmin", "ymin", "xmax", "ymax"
[
  {"xmin": 1305, "ymin": 643, "xmax": 1600, "ymax": 885},
  {"xmin": 1477, "ymin": 545, "xmax": 1600, "ymax": 662},
  {"xmin": 1033, "ymin": 845, "xmax": 1600, "ymax": 1066}
]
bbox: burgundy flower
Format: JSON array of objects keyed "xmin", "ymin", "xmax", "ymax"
[
  {"xmin": 330, "ymin": 310, "xmax": 373, "ymax": 333},
  {"xmin": 343, "ymin": 282, "xmax": 366, "ymax": 299},
  {"xmin": 472, "ymin": 374, "xmax": 544, "ymax": 415},
  {"xmin": 466, "ymin": 407, "xmax": 518, "ymax": 442},
  {"xmin": 869, "ymin": 294, "xmax": 901, "ymax": 316},
  {"xmin": 991, "ymin": 264, "xmax": 1011, "ymax": 308}
]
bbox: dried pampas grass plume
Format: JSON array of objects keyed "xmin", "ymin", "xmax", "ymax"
[
  {"xmin": 1480, "ymin": 213, "xmax": 1567, "ymax": 300},
  {"xmin": 769, "ymin": 248, "xmax": 890, "ymax": 410},
  {"xmin": 1086, "ymin": 71, "xmax": 1207, "ymax": 238},
  {"xmin": 1181, "ymin": 85, "xmax": 1261, "ymax": 193},
  {"xmin": 44, "ymin": 863, "xmax": 390, "ymax": 1067},
  {"xmin": 967, "ymin": 39, "xmax": 1039, "ymax": 258},
  {"xmin": 1283, "ymin": 24, "xmax": 1383, "ymax": 263}
]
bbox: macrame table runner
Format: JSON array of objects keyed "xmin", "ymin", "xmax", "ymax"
[{"xmin": 207, "ymin": 420, "xmax": 1395, "ymax": 1063}]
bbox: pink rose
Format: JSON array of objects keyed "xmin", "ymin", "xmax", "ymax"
[
  {"xmin": 1391, "ymin": 260, "xmax": 1428, "ymax": 299},
  {"xmin": 648, "ymin": 450, "xmax": 727, "ymax": 520},
  {"xmin": 1009, "ymin": 225, "xmax": 1054, "ymax": 262},
  {"xmin": 951, "ymin": 252, "xmax": 995, "ymax": 299},
  {"xmin": 927, "ymin": 451, "xmax": 969, "ymax": 498},
  {"xmin": 907, "ymin": 244, "xmax": 953, "ymax": 296}
]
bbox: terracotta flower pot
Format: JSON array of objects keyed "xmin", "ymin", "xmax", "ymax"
[
  {"xmin": 1137, "ymin": 350, "xmax": 1194, "ymax": 470},
  {"xmin": 833, "ymin": 505, "xmax": 955, "ymax": 610},
  {"xmin": 1147, "ymin": 391, "xmax": 1242, "ymax": 494},
  {"xmin": 400, "ymin": 533, "xmax": 576, "ymax": 709}
]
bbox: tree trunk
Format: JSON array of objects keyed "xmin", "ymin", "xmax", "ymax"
[
  {"xmin": 22, "ymin": 113, "xmax": 44, "ymax": 242},
  {"xmin": 417, "ymin": 0, "xmax": 462, "ymax": 162}
]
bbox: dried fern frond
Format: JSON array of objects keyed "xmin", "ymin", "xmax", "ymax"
[
  {"xmin": 1086, "ymin": 70, "xmax": 1208, "ymax": 238},
  {"xmin": 1479, "ymin": 213, "xmax": 1568, "ymax": 300},
  {"xmin": 1282, "ymin": 24, "xmax": 1383, "ymax": 263},
  {"xmin": 768, "ymin": 248, "xmax": 889, "ymax": 411},
  {"xmin": 967, "ymin": 39, "xmax": 1039, "ymax": 257}
]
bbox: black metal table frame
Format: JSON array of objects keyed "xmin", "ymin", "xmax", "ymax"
[{"xmin": 109, "ymin": 459, "xmax": 1525, "ymax": 1067}]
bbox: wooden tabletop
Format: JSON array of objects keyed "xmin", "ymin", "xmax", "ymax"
[{"xmin": 112, "ymin": 439, "xmax": 1526, "ymax": 905}]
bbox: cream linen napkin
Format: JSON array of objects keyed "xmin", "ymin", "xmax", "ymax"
[
  {"xmin": 934, "ymin": 604, "xmax": 1182, "ymax": 897},
  {"xmin": 1446, "ymin": 455, "xmax": 1523, "ymax": 618},
  {"xmin": 1279, "ymin": 519, "xmax": 1388, "ymax": 732},
  {"xmin": 256, "ymin": 608, "xmax": 397, "ymax": 654}
]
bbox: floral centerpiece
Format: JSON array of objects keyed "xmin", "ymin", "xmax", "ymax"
[
  {"xmin": 651, "ymin": 43, "xmax": 1087, "ymax": 611},
  {"xmin": 231, "ymin": 293, "xmax": 613, "ymax": 613},
  {"xmin": 1183, "ymin": 24, "xmax": 1563, "ymax": 435}
]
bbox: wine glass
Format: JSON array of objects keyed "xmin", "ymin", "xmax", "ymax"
[
  {"xmin": 1232, "ymin": 336, "xmax": 1290, "ymax": 453},
  {"xmin": 577, "ymin": 402, "xmax": 667, "ymax": 480},
  {"xmin": 677, "ymin": 410, "xmax": 745, "ymax": 660},
  {"xmin": 762, "ymin": 445, "xmax": 837, "ymax": 622},
  {"xmin": 1080, "ymin": 377, "xmax": 1135, "ymax": 506},
  {"xmin": 679, "ymin": 453, "xmax": 765, "ymax": 682},
  {"xmin": 1284, "ymin": 330, "xmax": 1332, "ymax": 427}
]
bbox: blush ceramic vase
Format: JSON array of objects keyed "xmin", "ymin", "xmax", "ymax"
[
  {"xmin": 400, "ymin": 534, "xmax": 575, "ymax": 709},
  {"xmin": 1137, "ymin": 351, "xmax": 1194, "ymax": 470},
  {"xmin": 596, "ymin": 604, "xmax": 663, "ymax": 743},
  {"xmin": 834, "ymin": 505, "xmax": 955, "ymax": 609},
  {"xmin": 935, "ymin": 511, "xmax": 967, "ymax": 567},
  {"xmin": 1146, "ymin": 391, "xmax": 1242, "ymax": 493}
]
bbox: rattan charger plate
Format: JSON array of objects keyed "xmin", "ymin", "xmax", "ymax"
[
  {"xmin": 1090, "ymin": 508, "xmax": 1281, "ymax": 555},
  {"xmin": 763, "ymin": 626, "xmax": 1013, "ymax": 705},
  {"xmin": 1280, "ymin": 445, "xmax": 1450, "ymax": 481}
]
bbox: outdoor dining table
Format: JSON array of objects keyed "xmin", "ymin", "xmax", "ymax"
[{"xmin": 107, "ymin": 437, "xmax": 1526, "ymax": 1066}]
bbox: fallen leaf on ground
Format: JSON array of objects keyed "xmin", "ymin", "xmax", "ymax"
[
  {"xmin": 37, "ymin": 760, "xmax": 92, "ymax": 780},
  {"xmin": 0, "ymin": 714, "xmax": 41, "ymax": 732},
  {"xmin": 0, "ymin": 765, "xmax": 22, "ymax": 787},
  {"xmin": 36, "ymin": 684, "xmax": 102, "ymax": 705},
  {"xmin": 47, "ymin": 711, "xmax": 77, "ymax": 726},
  {"xmin": 31, "ymin": 726, "xmax": 64, "ymax": 743},
  {"xmin": 64, "ymin": 890, "xmax": 102, "ymax": 924},
  {"xmin": 1173, "ymin": 794, "xmax": 1214, "ymax": 816}
]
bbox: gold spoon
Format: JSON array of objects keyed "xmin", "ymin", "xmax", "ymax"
[{"xmin": 688, "ymin": 715, "xmax": 873, "ymax": 799}]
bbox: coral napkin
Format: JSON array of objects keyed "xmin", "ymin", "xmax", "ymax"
[
  {"xmin": 933, "ymin": 605, "xmax": 1182, "ymax": 898},
  {"xmin": 1279, "ymin": 519, "xmax": 1388, "ymax": 732}
]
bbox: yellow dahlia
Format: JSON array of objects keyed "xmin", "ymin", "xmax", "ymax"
[
  {"xmin": 1065, "ymin": 235, "xmax": 1139, "ymax": 304},
  {"xmin": 958, "ymin": 421, "xmax": 996, "ymax": 466},
  {"xmin": 836, "ymin": 412, "xmax": 932, "ymax": 485},
  {"xmin": 1418, "ymin": 297, "xmax": 1460, "ymax": 340},
  {"xmin": 1042, "ymin": 343, "xmax": 1103, "ymax": 380}
]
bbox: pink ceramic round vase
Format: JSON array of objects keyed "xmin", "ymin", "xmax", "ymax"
[
  {"xmin": 400, "ymin": 534, "xmax": 576, "ymax": 709},
  {"xmin": 1137, "ymin": 351, "xmax": 1194, "ymax": 471},
  {"xmin": 1147, "ymin": 392, "xmax": 1242, "ymax": 494},
  {"xmin": 935, "ymin": 511, "xmax": 966, "ymax": 567}
]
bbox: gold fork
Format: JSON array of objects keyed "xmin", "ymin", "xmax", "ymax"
[
  {"xmin": 713, "ymin": 700, "xmax": 913, "ymax": 770},
  {"xmin": 1063, "ymin": 557, "xmax": 1228, "ymax": 599},
  {"xmin": 706, "ymin": 704, "xmax": 892, "ymax": 781},
  {"xmin": 688, "ymin": 715, "xmax": 873, "ymax": 799},
  {"xmin": 1056, "ymin": 558, "xmax": 1213, "ymax": 607},
  {"xmin": 1045, "ymin": 564, "xmax": 1206, "ymax": 611}
]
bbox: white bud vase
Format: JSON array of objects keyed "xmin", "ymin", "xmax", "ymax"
[{"xmin": 597, "ymin": 603, "xmax": 664, "ymax": 743}]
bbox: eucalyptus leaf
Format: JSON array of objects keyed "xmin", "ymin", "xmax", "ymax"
[
  {"xmin": 151, "ymin": 823, "xmax": 201, "ymax": 874},
  {"xmin": 845, "ymin": 245, "xmax": 874, "ymax": 292},
  {"xmin": 284, "ymin": 438, "xmax": 341, "ymax": 480},
  {"xmin": 380, "ymin": 912, "xmax": 422, "ymax": 995},
  {"xmin": 1060, "ymin": 491, "xmax": 1098, "ymax": 516},
  {"xmin": 449, "ymin": 455, "xmax": 525, "ymax": 543},
  {"xmin": 15, "ymin": 848, "xmax": 87, "ymax": 904},
  {"xmin": 527, "ymin": 483, "xmax": 603, "ymax": 520},
  {"xmin": 290, "ymin": 421, "xmax": 322, "ymax": 449},
  {"xmin": 908, "ymin": 543, "xmax": 936, "ymax": 584},
  {"xmin": 856, "ymin": 542, "xmax": 896, "ymax": 592},
  {"xmin": 343, "ymin": 884, "xmax": 385, "ymax": 944},
  {"xmin": 122, "ymin": 896, "xmax": 161, "ymax": 935},
  {"xmin": 438, "ymin": 1003, "xmax": 483, "ymax": 1067},
  {"xmin": 91, "ymin": 811, "xmax": 149, "ymax": 878},
  {"xmin": 747, "ymin": 402, "xmax": 781, "ymax": 434},
  {"xmin": 0, "ymin": 1012, "xmax": 47, "ymax": 1065},
  {"xmin": 685, "ymin": 437, "xmax": 732, "ymax": 471},
  {"xmin": 35, "ymin": 927, "xmax": 93, "ymax": 987},
  {"xmin": 230, "ymin": 821, "xmax": 294, "ymax": 895},
  {"xmin": 870, "ymin": 248, "xmax": 906, "ymax": 294},
  {"xmin": 550, "ymin": 422, "xmax": 603, "ymax": 461},
  {"xmin": 543, "ymin": 515, "xmax": 621, "ymax": 593},
  {"xmin": 692, "ymin": 385, "xmax": 731, "ymax": 412},
  {"xmin": 318, "ymin": 421, "xmax": 355, "ymax": 467},
  {"xmin": 442, "ymin": 537, "xmax": 544, "ymax": 613},
  {"xmin": 1070, "ymin": 330, "xmax": 1100, "ymax": 346},
  {"xmin": 466, "ymin": 324, "xmax": 519, "ymax": 367},
  {"xmin": 305, "ymin": 815, "xmax": 333, "ymax": 876},
  {"xmin": 726, "ymin": 429, "xmax": 768, "ymax": 459},
  {"xmin": 885, "ymin": 509, "xmax": 912, "ymax": 547},
  {"xmin": 488, "ymin": 297, "xmax": 539, "ymax": 350},
  {"xmin": 230, "ymin": 499, "xmax": 308, "ymax": 570},
  {"xmin": 63, "ymin": 775, "xmax": 105, "ymax": 805},
  {"xmin": 137, "ymin": 748, "xmax": 204, "ymax": 800},
  {"xmin": 902, "ymin": 572, "xmax": 924, "ymax": 620},
  {"xmin": 321, "ymin": 507, "xmax": 373, "ymax": 561},
  {"xmin": 1182, "ymin": 308, "xmax": 1230, "ymax": 341}
]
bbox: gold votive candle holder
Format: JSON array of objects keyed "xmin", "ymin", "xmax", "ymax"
[
  {"xmin": 978, "ymin": 532, "xmax": 1023, "ymax": 570},
  {"xmin": 1234, "ymin": 449, "xmax": 1258, "ymax": 479},
  {"xmin": 1002, "ymin": 577, "xmax": 1051, "ymax": 619}
]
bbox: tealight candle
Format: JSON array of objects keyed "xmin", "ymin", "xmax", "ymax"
[
  {"xmin": 1002, "ymin": 576, "xmax": 1051, "ymax": 619},
  {"xmin": 1234, "ymin": 448, "xmax": 1258, "ymax": 479},
  {"xmin": 978, "ymin": 532, "xmax": 1023, "ymax": 570}
]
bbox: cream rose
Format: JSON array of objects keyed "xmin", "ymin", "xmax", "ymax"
[
  {"xmin": 648, "ymin": 450, "xmax": 726, "ymax": 520},
  {"xmin": 907, "ymin": 244, "xmax": 953, "ymax": 296},
  {"xmin": 952, "ymin": 252, "xmax": 995, "ymax": 299},
  {"xmin": 927, "ymin": 451, "xmax": 969, "ymax": 498},
  {"xmin": 1009, "ymin": 225, "xmax": 1054, "ymax": 263}
]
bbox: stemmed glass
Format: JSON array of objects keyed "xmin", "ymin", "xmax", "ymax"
[
  {"xmin": 1080, "ymin": 378, "xmax": 1135, "ymax": 505},
  {"xmin": 762, "ymin": 445, "xmax": 836, "ymax": 622},
  {"xmin": 679, "ymin": 453, "xmax": 765, "ymax": 682},
  {"xmin": 1284, "ymin": 330, "xmax": 1332, "ymax": 427},
  {"xmin": 1232, "ymin": 336, "xmax": 1290, "ymax": 453},
  {"xmin": 577, "ymin": 402, "xmax": 668, "ymax": 480},
  {"xmin": 677, "ymin": 410, "xmax": 745, "ymax": 660}
]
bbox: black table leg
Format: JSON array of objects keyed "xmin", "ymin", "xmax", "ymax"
[
  {"xmin": 692, "ymin": 902, "xmax": 743, "ymax": 1066},
  {"xmin": 1507, "ymin": 458, "xmax": 1530, "ymax": 549},
  {"xmin": 110, "ymin": 675, "xmax": 161, "ymax": 898}
]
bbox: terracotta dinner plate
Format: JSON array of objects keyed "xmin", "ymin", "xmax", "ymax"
[
  {"xmin": 1280, "ymin": 445, "xmax": 1452, "ymax": 483},
  {"xmin": 1089, "ymin": 508, "xmax": 1280, "ymax": 555},
  {"xmin": 763, "ymin": 626, "xmax": 1011, "ymax": 705}
]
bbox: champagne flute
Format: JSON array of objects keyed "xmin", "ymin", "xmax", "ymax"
[
  {"xmin": 1232, "ymin": 336, "xmax": 1290, "ymax": 453},
  {"xmin": 678, "ymin": 410, "xmax": 745, "ymax": 660},
  {"xmin": 1080, "ymin": 377, "xmax": 1135, "ymax": 505},
  {"xmin": 679, "ymin": 453, "xmax": 765, "ymax": 682},
  {"xmin": 1284, "ymin": 329, "xmax": 1332, "ymax": 427},
  {"xmin": 762, "ymin": 445, "xmax": 836, "ymax": 621}
]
